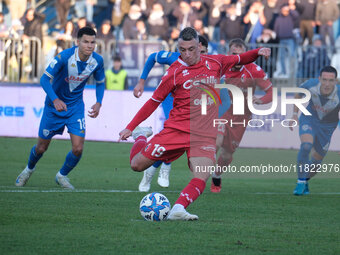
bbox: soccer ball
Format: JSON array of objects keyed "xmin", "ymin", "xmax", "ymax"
[{"xmin": 139, "ymin": 192, "xmax": 171, "ymax": 221}]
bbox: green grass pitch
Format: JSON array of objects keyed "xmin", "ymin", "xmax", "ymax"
[{"xmin": 0, "ymin": 137, "xmax": 339, "ymax": 255}]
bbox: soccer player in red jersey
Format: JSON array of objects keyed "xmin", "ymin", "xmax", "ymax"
[
  {"xmin": 211, "ymin": 38, "xmax": 273, "ymax": 193},
  {"xmin": 119, "ymin": 28, "xmax": 271, "ymax": 220}
]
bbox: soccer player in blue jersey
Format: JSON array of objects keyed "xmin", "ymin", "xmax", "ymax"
[
  {"xmin": 290, "ymin": 66, "xmax": 340, "ymax": 195},
  {"xmin": 133, "ymin": 35, "xmax": 209, "ymax": 192},
  {"xmin": 15, "ymin": 27, "xmax": 105, "ymax": 189}
]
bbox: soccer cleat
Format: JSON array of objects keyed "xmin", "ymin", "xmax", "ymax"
[
  {"xmin": 210, "ymin": 182, "xmax": 221, "ymax": 193},
  {"xmin": 15, "ymin": 166, "xmax": 35, "ymax": 187},
  {"xmin": 138, "ymin": 166, "xmax": 157, "ymax": 192},
  {"xmin": 304, "ymin": 183, "xmax": 310, "ymax": 195},
  {"xmin": 132, "ymin": 126, "xmax": 153, "ymax": 140},
  {"xmin": 293, "ymin": 181, "xmax": 308, "ymax": 196},
  {"xmin": 55, "ymin": 172, "xmax": 75, "ymax": 190},
  {"xmin": 157, "ymin": 163, "xmax": 171, "ymax": 188},
  {"xmin": 167, "ymin": 208, "xmax": 199, "ymax": 221}
]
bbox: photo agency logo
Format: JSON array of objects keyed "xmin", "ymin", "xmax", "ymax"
[{"xmin": 200, "ymin": 84, "xmax": 312, "ymax": 128}]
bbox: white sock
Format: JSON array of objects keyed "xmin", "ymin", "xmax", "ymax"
[{"xmin": 171, "ymin": 204, "xmax": 184, "ymax": 212}]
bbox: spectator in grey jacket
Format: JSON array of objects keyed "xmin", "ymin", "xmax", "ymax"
[{"xmin": 316, "ymin": 0, "xmax": 339, "ymax": 51}]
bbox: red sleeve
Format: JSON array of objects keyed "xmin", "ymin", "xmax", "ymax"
[
  {"xmin": 152, "ymin": 68, "xmax": 175, "ymax": 102},
  {"xmin": 126, "ymin": 99, "xmax": 161, "ymax": 131},
  {"xmin": 238, "ymin": 48, "xmax": 261, "ymax": 65},
  {"xmin": 218, "ymin": 48, "xmax": 261, "ymax": 75},
  {"xmin": 259, "ymin": 86, "xmax": 273, "ymax": 104}
]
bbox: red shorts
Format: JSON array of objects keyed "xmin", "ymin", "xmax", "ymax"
[
  {"xmin": 141, "ymin": 128, "xmax": 216, "ymax": 165},
  {"xmin": 219, "ymin": 113, "xmax": 251, "ymax": 153}
]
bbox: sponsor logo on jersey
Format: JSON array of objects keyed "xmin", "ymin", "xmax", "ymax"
[
  {"xmin": 183, "ymin": 76, "xmax": 217, "ymax": 89},
  {"xmin": 323, "ymin": 142, "xmax": 330, "ymax": 151},
  {"xmin": 241, "ymin": 74, "xmax": 245, "ymax": 83},
  {"xmin": 263, "ymin": 74, "xmax": 268, "ymax": 80},
  {"xmin": 182, "ymin": 69, "xmax": 189, "ymax": 76},
  {"xmin": 256, "ymin": 65, "xmax": 261, "ymax": 71},
  {"xmin": 65, "ymin": 75, "xmax": 89, "ymax": 83},
  {"xmin": 161, "ymin": 52, "xmax": 169, "ymax": 58}
]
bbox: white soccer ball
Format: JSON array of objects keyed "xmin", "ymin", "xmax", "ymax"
[{"xmin": 139, "ymin": 192, "xmax": 171, "ymax": 221}]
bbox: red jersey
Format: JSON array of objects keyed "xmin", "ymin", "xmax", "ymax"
[
  {"xmin": 152, "ymin": 54, "xmax": 243, "ymax": 138},
  {"xmin": 223, "ymin": 63, "xmax": 272, "ymax": 116}
]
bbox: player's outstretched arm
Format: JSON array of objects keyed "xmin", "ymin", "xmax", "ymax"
[
  {"xmin": 134, "ymin": 79, "xmax": 145, "ymax": 98},
  {"xmin": 258, "ymin": 48, "xmax": 271, "ymax": 60},
  {"xmin": 119, "ymin": 129, "xmax": 132, "ymax": 141},
  {"xmin": 134, "ymin": 52, "xmax": 158, "ymax": 98}
]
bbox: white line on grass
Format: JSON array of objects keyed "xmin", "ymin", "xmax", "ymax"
[
  {"xmin": 0, "ymin": 187, "xmax": 181, "ymax": 193},
  {"xmin": 255, "ymin": 192, "xmax": 340, "ymax": 195}
]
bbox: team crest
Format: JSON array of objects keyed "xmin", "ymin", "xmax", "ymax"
[
  {"xmin": 302, "ymin": 124, "xmax": 311, "ymax": 131},
  {"xmin": 205, "ymin": 61, "xmax": 210, "ymax": 70},
  {"xmin": 241, "ymin": 74, "xmax": 245, "ymax": 83},
  {"xmin": 43, "ymin": 129, "xmax": 50, "ymax": 137}
]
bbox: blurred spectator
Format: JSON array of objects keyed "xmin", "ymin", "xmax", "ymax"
[
  {"xmin": 136, "ymin": 19, "xmax": 148, "ymax": 40},
  {"xmin": 257, "ymin": 28, "xmax": 279, "ymax": 77},
  {"xmin": 72, "ymin": 17, "xmax": 91, "ymax": 38},
  {"xmin": 55, "ymin": 0, "xmax": 71, "ymax": 29},
  {"xmin": 263, "ymin": 0, "xmax": 279, "ymax": 30},
  {"xmin": 158, "ymin": 0, "xmax": 178, "ymax": 27},
  {"xmin": 97, "ymin": 19, "xmax": 115, "ymax": 46},
  {"xmin": 55, "ymin": 20, "xmax": 75, "ymax": 55},
  {"xmin": 243, "ymin": 1, "xmax": 267, "ymax": 44},
  {"xmin": 173, "ymin": 0, "xmax": 198, "ymax": 30},
  {"xmin": 220, "ymin": 4, "xmax": 244, "ymax": 45},
  {"xmin": 295, "ymin": 0, "xmax": 316, "ymax": 45},
  {"xmin": 297, "ymin": 37, "xmax": 330, "ymax": 78},
  {"xmin": 105, "ymin": 55, "xmax": 128, "ymax": 90},
  {"xmin": 168, "ymin": 26, "xmax": 180, "ymax": 50},
  {"xmin": 133, "ymin": 0, "xmax": 156, "ymax": 19},
  {"xmin": 22, "ymin": 8, "xmax": 45, "ymax": 81},
  {"xmin": 147, "ymin": 3, "xmax": 169, "ymax": 40},
  {"xmin": 6, "ymin": 0, "xmax": 27, "ymax": 20},
  {"xmin": 206, "ymin": 0, "xmax": 229, "ymax": 42},
  {"xmin": 0, "ymin": 12, "xmax": 9, "ymax": 38},
  {"xmin": 122, "ymin": 4, "xmax": 143, "ymax": 39},
  {"xmin": 107, "ymin": 0, "xmax": 132, "ymax": 28},
  {"xmin": 75, "ymin": 0, "xmax": 97, "ymax": 22},
  {"xmin": 22, "ymin": 8, "xmax": 45, "ymax": 45},
  {"xmin": 190, "ymin": 0, "xmax": 208, "ymax": 22},
  {"xmin": 274, "ymin": 4, "xmax": 299, "ymax": 77},
  {"xmin": 316, "ymin": 0, "xmax": 339, "ymax": 52},
  {"xmin": 193, "ymin": 19, "xmax": 209, "ymax": 39}
]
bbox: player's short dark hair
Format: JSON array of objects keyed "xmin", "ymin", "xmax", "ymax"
[
  {"xmin": 198, "ymin": 35, "xmax": 209, "ymax": 49},
  {"xmin": 77, "ymin": 26, "xmax": 96, "ymax": 38},
  {"xmin": 179, "ymin": 27, "xmax": 198, "ymax": 41},
  {"xmin": 320, "ymin": 66, "xmax": 337, "ymax": 78},
  {"xmin": 229, "ymin": 38, "xmax": 247, "ymax": 50}
]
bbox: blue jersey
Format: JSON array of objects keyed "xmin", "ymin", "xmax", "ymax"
[
  {"xmin": 140, "ymin": 51, "xmax": 180, "ymax": 80},
  {"xmin": 300, "ymin": 79, "xmax": 340, "ymax": 123},
  {"xmin": 43, "ymin": 46, "xmax": 105, "ymax": 107}
]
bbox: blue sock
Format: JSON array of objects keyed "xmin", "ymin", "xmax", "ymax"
[
  {"xmin": 152, "ymin": 161, "xmax": 162, "ymax": 168},
  {"xmin": 59, "ymin": 151, "xmax": 82, "ymax": 176},
  {"xmin": 297, "ymin": 142, "xmax": 312, "ymax": 180},
  {"xmin": 27, "ymin": 145, "xmax": 43, "ymax": 170}
]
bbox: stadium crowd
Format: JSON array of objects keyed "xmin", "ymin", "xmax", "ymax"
[{"xmin": 1, "ymin": 0, "xmax": 340, "ymax": 83}]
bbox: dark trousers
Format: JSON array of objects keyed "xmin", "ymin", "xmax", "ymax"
[{"xmin": 300, "ymin": 20, "xmax": 314, "ymax": 45}]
